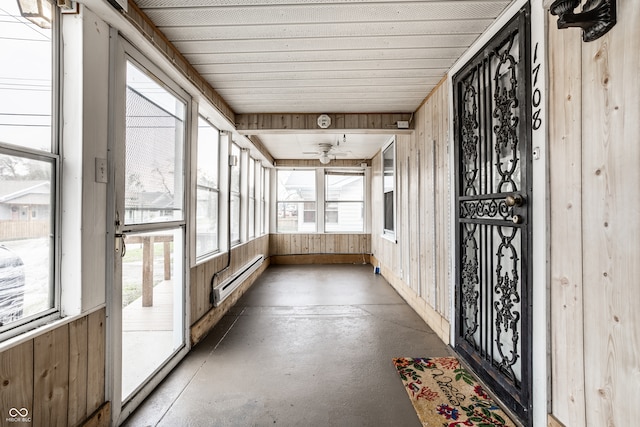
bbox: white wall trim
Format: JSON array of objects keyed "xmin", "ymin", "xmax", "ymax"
[{"xmin": 530, "ymin": 0, "xmax": 550, "ymax": 425}]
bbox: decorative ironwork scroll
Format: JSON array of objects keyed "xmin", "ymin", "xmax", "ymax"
[
  {"xmin": 493, "ymin": 33, "xmax": 520, "ymax": 194},
  {"xmin": 461, "ymin": 73, "xmax": 480, "ymax": 197},
  {"xmin": 494, "ymin": 226, "xmax": 521, "ymax": 384},
  {"xmin": 459, "ymin": 198, "xmax": 512, "ymax": 221},
  {"xmin": 461, "ymin": 223, "xmax": 479, "ymax": 343}
]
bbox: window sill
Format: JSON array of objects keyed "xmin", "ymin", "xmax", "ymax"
[
  {"xmin": 382, "ymin": 232, "xmax": 397, "ymax": 244},
  {"xmin": 0, "ymin": 304, "xmax": 105, "ymax": 353}
]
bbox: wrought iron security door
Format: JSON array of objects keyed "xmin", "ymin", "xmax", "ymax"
[{"xmin": 453, "ymin": 6, "xmax": 532, "ymax": 424}]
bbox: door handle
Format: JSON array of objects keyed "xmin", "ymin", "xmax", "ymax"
[
  {"xmin": 505, "ymin": 194, "xmax": 524, "ymax": 207},
  {"xmin": 115, "ymin": 233, "xmax": 126, "ymax": 257}
]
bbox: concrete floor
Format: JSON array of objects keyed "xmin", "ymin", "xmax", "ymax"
[{"xmin": 123, "ymin": 264, "xmax": 452, "ymax": 427}]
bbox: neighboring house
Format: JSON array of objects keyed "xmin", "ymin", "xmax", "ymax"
[
  {"xmin": 0, "ymin": 180, "xmax": 50, "ymax": 222},
  {"xmin": 125, "ymin": 190, "xmax": 175, "ymax": 223}
]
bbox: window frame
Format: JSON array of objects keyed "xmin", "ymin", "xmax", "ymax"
[
  {"xmin": 229, "ymin": 142, "xmax": 241, "ymax": 246},
  {"xmin": 260, "ymin": 165, "xmax": 268, "ymax": 235},
  {"xmin": 324, "ymin": 170, "xmax": 365, "ymax": 233},
  {"xmin": 248, "ymin": 157, "xmax": 256, "ymax": 239},
  {"xmin": 275, "ymin": 169, "xmax": 317, "ymax": 233},
  {"xmin": 0, "ymin": 1, "xmax": 61, "ymax": 341},
  {"xmin": 275, "ymin": 167, "xmax": 369, "ymax": 234},
  {"xmin": 194, "ymin": 115, "xmax": 220, "ymax": 262},
  {"xmin": 382, "ymin": 136, "xmax": 396, "ymax": 240}
]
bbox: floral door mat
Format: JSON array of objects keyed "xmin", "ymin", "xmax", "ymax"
[{"xmin": 392, "ymin": 357, "xmax": 517, "ymax": 426}]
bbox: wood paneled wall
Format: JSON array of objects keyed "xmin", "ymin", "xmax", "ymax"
[
  {"xmin": 548, "ymin": 1, "xmax": 640, "ymax": 425},
  {"xmin": 189, "ymin": 235, "xmax": 269, "ymax": 343},
  {"xmin": 371, "ymin": 80, "xmax": 451, "ymax": 343},
  {"xmin": 269, "ymin": 233, "xmax": 371, "ymax": 264},
  {"xmin": 236, "ymin": 113, "xmax": 412, "ymax": 132},
  {"xmin": 0, "ymin": 309, "xmax": 106, "ymax": 427},
  {"xmin": 269, "ymin": 233, "xmax": 370, "ymax": 255}
]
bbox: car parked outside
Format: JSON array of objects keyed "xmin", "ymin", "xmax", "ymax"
[{"xmin": 0, "ymin": 245, "xmax": 25, "ymax": 326}]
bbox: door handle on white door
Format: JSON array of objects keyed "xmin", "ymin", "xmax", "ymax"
[{"xmin": 115, "ymin": 233, "xmax": 126, "ymax": 257}]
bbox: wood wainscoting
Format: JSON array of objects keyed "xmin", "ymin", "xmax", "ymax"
[
  {"xmin": 189, "ymin": 235, "xmax": 270, "ymax": 345},
  {"xmin": 269, "ymin": 233, "xmax": 371, "ymax": 265},
  {"xmin": 0, "ymin": 308, "xmax": 106, "ymax": 427}
]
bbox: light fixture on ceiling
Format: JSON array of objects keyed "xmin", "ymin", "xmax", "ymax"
[
  {"xmin": 317, "ymin": 114, "xmax": 332, "ymax": 129},
  {"xmin": 319, "ymin": 152, "xmax": 331, "ymax": 164},
  {"xmin": 17, "ymin": 0, "xmax": 52, "ymax": 28}
]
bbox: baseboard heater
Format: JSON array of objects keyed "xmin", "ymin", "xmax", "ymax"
[{"xmin": 213, "ymin": 254, "xmax": 264, "ymax": 307}]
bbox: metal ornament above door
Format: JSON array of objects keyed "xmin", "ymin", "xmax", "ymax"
[{"xmin": 453, "ymin": 4, "xmax": 532, "ymax": 424}]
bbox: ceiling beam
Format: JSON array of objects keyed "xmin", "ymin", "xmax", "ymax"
[
  {"xmin": 274, "ymin": 159, "xmax": 371, "ymax": 168},
  {"xmin": 235, "ymin": 113, "xmax": 413, "ymax": 133},
  {"xmin": 243, "ymin": 135, "xmax": 275, "ymax": 166}
]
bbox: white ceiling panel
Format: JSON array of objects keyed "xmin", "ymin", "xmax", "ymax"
[
  {"xmin": 184, "ymin": 47, "xmax": 467, "ymax": 66},
  {"xmin": 206, "ymin": 68, "xmax": 447, "ymax": 82},
  {"xmin": 172, "ymin": 34, "xmax": 477, "ymax": 55},
  {"xmin": 132, "ymin": 0, "xmax": 513, "ymax": 160},
  {"xmin": 161, "ymin": 20, "xmax": 496, "ymax": 41},
  {"xmin": 258, "ymin": 133, "xmax": 393, "ymax": 160},
  {"xmin": 195, "ymin": 58, "xmax": 456, "ymax": 74},
  {"xmin": 142, "ymin": 2, "xmax": 510, "ymax": 27}
]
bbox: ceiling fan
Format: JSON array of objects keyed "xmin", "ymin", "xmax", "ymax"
[{"xmin": 303, "ymin": 135, "xmax": 350, "ymax": 164}]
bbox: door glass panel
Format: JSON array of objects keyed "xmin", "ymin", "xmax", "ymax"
[
  {"xmin": 121, "ymin": 228, "xmax": 184, "ymax": 400},
  {"xmin": 120, "ymin": 59, "xmax": 186, "ymax": 403},
  {"xmin": 125, "ymin": 62, "xmax": 185, "ymax": 225}
]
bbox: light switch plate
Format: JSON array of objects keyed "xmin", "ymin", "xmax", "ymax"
[{"xmin": 95, "ymin": 158, "xmax": 108, "ymax": 183}]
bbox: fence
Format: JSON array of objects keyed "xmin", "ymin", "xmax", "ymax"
[{"xmin": 0, "ymin": 220, "xmax": 49, "ymax": 241}]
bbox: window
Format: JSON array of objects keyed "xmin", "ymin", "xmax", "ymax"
[
  {"xmin": 125, "ymin": 61, "xmax": 185, "ymax": 224},
  {"xmin": 229, "ymin": 143, "xmax": 241, "ymax": 245},
  {"xmin": 0, "ymin": 0, "xmax": 58, "ymax": 336},
  {"xmin": 261, "ymin": 166, "xmax": 268, "ymax": 235},
  {"xmin": 248, "ymin": 157, "xmax": 255, "ymax": 239},
  {"xmin": 195, "ymin": 116, "xmax": 219, "ymax": 259},
  {"xmin": 276, "ymin": 170, "xmax": 316, "ymax": 233},
  {"xmin": 383, "ymin": 138, "xmax": 395, "ymax": 236},
  {"xmin": 325, "ymin": 171, "xmax": 364, "ymax": 232}
]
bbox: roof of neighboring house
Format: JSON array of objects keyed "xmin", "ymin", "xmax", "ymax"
[
  {"xmin": 125, "ymin": 191, "xmax": 174, "ymax": 210},
  {"xmin": 0, "ymin": 181, "xmax": 50, "ymax": 204},
  {"xmin": 5, "ymin": 194, "xmax": 50, "ymax": 205}
]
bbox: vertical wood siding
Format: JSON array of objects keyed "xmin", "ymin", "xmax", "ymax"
[
  {"xmin": 548, "ymin": 0, "xmax": 640, "ymax": 425},
  {"xmin": 0, "ymin": 341, "xmax": 33, "ymax": 425},
  {"xmin": 0, "ymin": 308, "xmax": 106, "ymax": 427},
  {"xmin": 189, "ymin": 235, "xmax": 270, "ymax": 345},
  {"xmin": 189, "ymin": 235, "xmax": 270, "ymax": 326},
  {"xmin": 269, "ymin": 233, "xmax": 370, "ymax": 256},
  {"xmin": 371, "ymin": 81, "xmax": 451, "ymax": 342},
  {"xmin": 548, "ymin": 11, "xmax": 586, "ymax": 426}
]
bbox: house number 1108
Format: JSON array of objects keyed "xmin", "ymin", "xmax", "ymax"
[{"xmin": 532, "ymin": 42, "xmax": 542, "ymax": 131}]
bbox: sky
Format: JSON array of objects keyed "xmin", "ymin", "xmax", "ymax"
[{"xmin": 0, "ymin": 0, "xmax": 52, "ymax": 152}]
